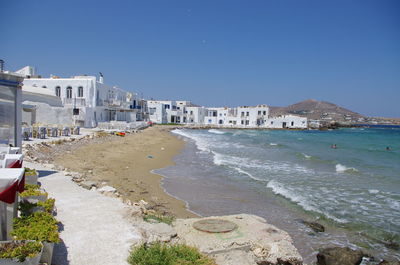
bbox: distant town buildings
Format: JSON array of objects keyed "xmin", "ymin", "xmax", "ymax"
[
  {"xmin": 6, "ymin": 65, "xmax": 309, "ymax": 129},
  {"xmin": 145, "ymin": 101, "xmax": 308, "ymax": 129}
]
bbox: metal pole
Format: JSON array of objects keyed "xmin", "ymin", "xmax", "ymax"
[{"xmin": 0, "ymin": 202, "xmax": 7, "ymax": 240}]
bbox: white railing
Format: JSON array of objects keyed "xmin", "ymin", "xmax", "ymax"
[{"xmin": 63, "ymin": 98, "xmax": 86, "ymax": 106}]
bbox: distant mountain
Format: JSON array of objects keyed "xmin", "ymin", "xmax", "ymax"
[{"xmin": 269, "ymin": 99, "xmax": 365, "ymax": 122}]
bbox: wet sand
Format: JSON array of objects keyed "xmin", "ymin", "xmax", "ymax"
[{"xmin": 54, "ymin": 125, "xmax": 197, "ymax": 218}]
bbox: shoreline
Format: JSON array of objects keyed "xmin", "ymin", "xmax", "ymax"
[
  {"xmin": 158, "ymin": 127, "xmax": 400, "ymax": 264},
  {"xmin": 25, "ymin": 125, "xmax": 198, "ymax": 219}
]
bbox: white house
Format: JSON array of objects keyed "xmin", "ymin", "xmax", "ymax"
[
  {"xmin": 266, "ymin": 115, "xmax": 308, "ymax": 129},
  {"xmin": 235, "ymin": 105, "xmax": 269, "ymax": 127},
  {"xmin": 147, "ymin": 100, "xmax": 168, "ymax": 124},
  {"xmin": 184, "ymin": 106, "xmax": 207, "ymax": 124},
  {"xmin": 203, "ymin": 105, "xmax": 269, "ymax": 127},
  {"xmin": 18, "ymin": 67, "xmax": 143, "ymax": 127}
]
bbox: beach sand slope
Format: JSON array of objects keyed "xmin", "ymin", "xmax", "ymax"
[{"xmin": 54, "ymin": 125, "xmax": 196, "ymax": 218}]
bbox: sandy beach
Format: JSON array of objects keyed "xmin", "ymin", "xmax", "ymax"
[{"xmin": 45, "ymin": 125, "xmax": 197, "ymax": 218}]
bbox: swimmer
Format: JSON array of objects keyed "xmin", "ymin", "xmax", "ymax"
[{"xmin": 331, "ymin": 144, "xmax": 337, "ymax": 149}]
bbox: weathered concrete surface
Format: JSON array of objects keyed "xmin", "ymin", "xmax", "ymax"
[
  {"xmin": 174, "ymin": 214, "xmax": 303, "ymax": 265},
  {"xmin": 25, "ymin": 161, "xmax": 142, "ymax": 265}
]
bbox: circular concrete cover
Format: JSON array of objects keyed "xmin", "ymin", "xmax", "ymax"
[{"xmin": 193, "ymin": 219, "xmax": 237, "ymax": 233}]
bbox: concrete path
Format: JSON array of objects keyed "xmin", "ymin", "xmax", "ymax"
[{"xmin": 24, "ymin": 162, "xmax": 141, "ymax": 265}]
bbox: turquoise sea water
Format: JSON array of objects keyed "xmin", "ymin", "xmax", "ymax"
[{"xmin": 157, "ymin": 128, "xmax": 400, "ymax": 262}]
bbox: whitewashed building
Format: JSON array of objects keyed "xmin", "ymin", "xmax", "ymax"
[
  {"xmin": 202, "ymin": 105, "xmax": 269, "ymax": 127},
  {"xmin": 17, "ymin": 67, "xmax": 144, "ymax": 127},
  {"xmin": 184, "ymin": 106, "xmax": 207, "ymax": 124},
  {"xmin": 235, "ymin": 105, "xmax": 269, "ymax": 127},
  {"xmin": 266, "ymin": 115, "xmax": 307, "ymax": 129},
  {"xmin": 147, "ymin": 100, "xmax": 168, "ymax": 124}
]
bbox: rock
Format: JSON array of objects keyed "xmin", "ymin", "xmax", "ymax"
[
  {"xmin": 174, "ymin": 214, "xmax": 303, "ymax": 265},
  {"xmin": 80, "ymin": 181, "xmax": 97, "ymax": 190},
  {"xmin": 98, "ymin": 185, "xmax": 117, "ymax": 193},
  {"xmin": 135, "ymin": 200, "xmax": 149, "ymax": 214},
  {"xmin": 379, "ymin": 260, "xmax": 400, "ymax": 265},
  {"xmin": 212, "ymin": 250, "xmax": 256, "ymax": 265},
  {"xmin": 72, "ymin": 177, "xmax": 84, "ymax": 183},
  {"xmin": 302, "ymin": 221, "xmax": 325, "ymax": 233},
  {"xmin": 144, "ymin": 222, "xmax": 177, "ymax": 243},
  {"xmin": 316, "ymin": 247, "xmax": 364, "ymax": 265}
]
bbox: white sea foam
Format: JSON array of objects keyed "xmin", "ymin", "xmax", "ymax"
[
  {"xmin": 335, "ymin": 164, "xmax": 359, "ymax": 173},
  {"xmin": 368, "ymin": 189, "xmax": 379, "ymax": 194},
  {"xmin": 267, "ymin": 180, "xmax": 348, "ymax": 223},
  {"xmin": 301, "ymin": 153, "xmax": 312, "ymax": 159},
  {"xmin": 171, "ymin": 129, "xmax": 211, "ymax": 152},
  {"xmin": 208, "ymin": 129, "xmax": 225, "ymax": 135},
  {"xmin": 270, "ymin": 143, "xmax": 278, "ymax": 146}
]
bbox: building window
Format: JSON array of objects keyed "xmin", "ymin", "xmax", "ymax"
[
  {"xmin": 165, "ymin": 105, "xmax": 170, "ymax": 109},
  {"xmin": 263, "ymin": 111, "xmax": 266, "ymax": 115},
  {"xmin": 241, "ymin": 120, "xmax": 244, "ymax": 125},
  {"xmin": 78, "ymin": 86, "xmax": 84, "ymax": 97},
  {"xmin": 42, "ymin": 85, "xmax": 47, "ymax": 88},
  {"xmin": 241, "ymin": 112, "xmax": 244, "ymax": 117},
  {"xmin": 291, "ymin": 121, "xmax": 294, "ymax": 126},
  {"xmin": 258, "ymin": 111, "xmax": 261, "ymax": 115},
  {"xmin": 66, "ymin": 86, "xmax": 72, "ymax": 98},
  {"xmin": 246, "ymin": 120, "xmax": 249, "ymax": 125},
  {"xmin": 246, "ymin": 112, "xmax": 249, "ymax": 116},
  {"xmin": 55, "ymin": 86, "xmax": 61, "ymax": 97},
  {"xmin": 271, "ymin": 121, "xmax": 273, "ymax": 125},
  {"xmin": 190, "ymin": 111, "xmax": 193, "ymax": 115}
]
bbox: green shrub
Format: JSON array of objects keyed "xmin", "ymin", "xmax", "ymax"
[
  {"xmin": 38, "ymin": 198, "xmax": 55, "ymax": 213},
  {"xmin": 24, "ymin": 184, "xmax": 40, "ymax": 190},
  {"xmin": 20, "ymin": 184, "xmax": 47, "ymax": 198},
  {"xmin": 128, "ymin": 243, "xmax": 216, "ymax": 265},
  {"xmin": 24, "ymin": 168, "xmax": 37, "ymax": 176},
  {"xmin": 12, "ymin": 212, "xmax": 60, "ymax": 243},
  {"xmin": 19, "ymin": 198, "xmax": 55, "ymax": 216},
  {"xmin": 0, "ymin": 241, "xmax": 42, "ymax": 262},
  {"xmin": 143, "ymin": 214, "xmax": 174, "ymax": 225}
]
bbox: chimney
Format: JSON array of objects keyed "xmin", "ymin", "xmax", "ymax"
[
  {"xmin": 0, "ymin": 59, "xmax": 4, "ymax": 72},
  {"xmin": 99, "ymin": 72, "xmax": 104, "ymax": 84}
]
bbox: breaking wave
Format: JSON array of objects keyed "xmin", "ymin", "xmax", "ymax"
[
  {"xmin": 208, "ymin": 129, "xmax": 226, "ymax": 135},
  {"xmin": 267, "ymin": 180, "xmax": 348, "ymax": 224},
  {"xmin": 335, "ymin": 164, "xmax": 359, "ymax": 173}
]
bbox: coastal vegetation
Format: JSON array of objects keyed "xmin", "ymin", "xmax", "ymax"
[
  {"xmin": 12, "ymin": 212, "xmax": 60, "ymax": 243},
  {"xmin": 24, "ymin": 168, "xmax": 37, "ymax": 176},
  {"xmin": 18, "ymin": 198, "xmax": 55, "ymax": 216},
  {"xmin": 19, "ymin": 184, "xmax": 48, "ymax": 198},
  {"xmin": 0, "ymin": 241, "xmax": 43, "ymax": 262},
  {"xmin": 143, "ymin": 213, "xmax": 175, "ymax": 225},
  {"xmin": 128, "ymin": 243, "xmax": 216, "ymax": 265}
]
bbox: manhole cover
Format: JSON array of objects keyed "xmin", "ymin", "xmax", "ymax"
[{"xmin": 193, "ymin": 219, "xmax": 237, "ymax": 233}]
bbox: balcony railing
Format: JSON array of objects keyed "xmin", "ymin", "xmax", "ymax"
[{"xmin": 63, "ymin": 98, "xmax": 86, "ymax": 106}]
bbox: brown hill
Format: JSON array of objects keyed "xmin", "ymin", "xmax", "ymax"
[{"xmin": 270, "ymin": 99, "xmax": 364, "ymax": 121}]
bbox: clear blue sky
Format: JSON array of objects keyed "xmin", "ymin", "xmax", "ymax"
[{"xmin": 1, "ymin": 0, "xmax": 399, "ymax": 117}]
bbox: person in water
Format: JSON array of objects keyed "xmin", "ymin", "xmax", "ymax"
[
  {"xmin": 331, "ymin": 144, "xmax": 337, "ymax": 149},
  {"xmin": 386, "ymin": 146, "xmax": 391, "ymax": 151}
]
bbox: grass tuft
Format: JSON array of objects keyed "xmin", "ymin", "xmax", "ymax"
[
  {"xmin": 143, "ymin": 214, "xmax": 175, "ymax": 225},
  {"xmin": 128, "ymin": 242, "xmax": 216, "ymax": 265}
]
